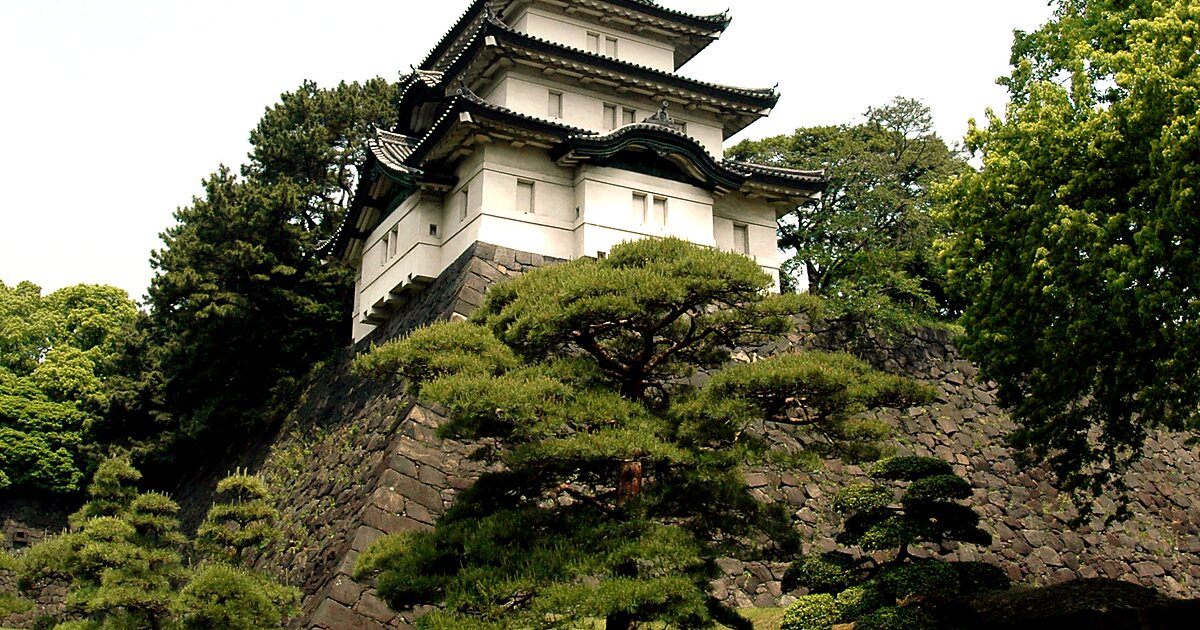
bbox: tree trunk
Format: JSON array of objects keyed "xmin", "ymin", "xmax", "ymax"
[{"xmin": 617, "ymin": 461, "xmax": 643, "ymax": 504}]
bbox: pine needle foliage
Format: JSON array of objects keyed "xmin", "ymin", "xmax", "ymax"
[
  {"xmin": 18, "ymin": 459, "xmax": 297, "ymax": 629},
  {"xmin": 354, "ymin": 238, "xmax": 932, "ymax": 630},
  {"xmin": 781, "ymin": 457, "xmax": 1006, "ymax": 630}
]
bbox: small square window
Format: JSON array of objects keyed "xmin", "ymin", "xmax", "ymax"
[
  {"xmin": 605, "ymin": 36, "xmax": 618, "ymax": 57},
  {"xmin": 548, "ymin": 90, "xmax": 563, "ymax": 118},
  {"xmin": 622, "ymin": 107, "xmax": 636, "ymax": 125},
  {"xmin": 429, "ymin": 224, "xmax": 439, "ymax": 237},
  {"xmin": 586, "ymin": 32, "xmax": 601, "ymax": 53}
]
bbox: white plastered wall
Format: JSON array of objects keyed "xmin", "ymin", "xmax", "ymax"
[
  {"xmin": 484, "ymin": 70, "xmax": 725, "ymax": 156},
  {"xmin": 511, "ymin": 6, "xmax": 675, "ymax": 72}
]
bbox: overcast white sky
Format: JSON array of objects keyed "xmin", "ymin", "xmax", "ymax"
[{"xmin": 0, "ymin": 0, "xmax": 1053, "ymax": 301}]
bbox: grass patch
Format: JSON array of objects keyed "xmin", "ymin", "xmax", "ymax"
[{"xmin": 723, "ymin": 607, "xmax": 786, "ymax": 630}]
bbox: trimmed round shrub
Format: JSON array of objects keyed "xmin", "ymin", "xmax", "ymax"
[
  {"xmin": 780, "ymin": 593, "xmax": 838, "ymax": 630},
  {"xmin": 870, "ymin": 456, "xmax": 953, "ymax": 481},
  {"xmin": 878, "ymin": 559, "xmax": 959, "ymax": 600},
  {"xmin": 783, "ymin": 552, "xmax": 861, "ymax": 594},
  {"xmin": 833, "ymin": 584, "xmax": 886, "ymax": 622},
  {"xmin": 855, "ymin": 605, "xmax": 934, "ymax": 630}
]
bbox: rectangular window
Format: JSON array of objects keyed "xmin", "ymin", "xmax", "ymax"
[
  {"xmin": 622, "ymin": 107, "xmax": 636, "ymax": 126},
  {"xmin": 380, "ymin": 232, "xmax": 390, "ymax": 267},
  {"xmin": 605, "ymin": 36, "xmax": 618, "ymax": 57},
  {"xmin": 388, "ymin": 225, "xmax": 399, "ymax": 258},
  {"xmin": 652, "ymin": 196, "xmax": 667, "ymax": 227},
  {"xmin": 458, "ymin": 189, "xmax": 468, "ymax": 221},
  {"xmin": 548, "ymin": 90, "xmax": 563, "ymax": 118},
  {"xmin": 429, "ymin": 224, "xmax": 439, "ymax": 237},
  {"xmin": 603, "ymin": 103, "xmax": 617, "ymax": 130},
  {"xmin": 516, "ymin": 179, "xmax": 535, "ymax": 214},
  {"xmin": 678, "ymin": 121, "xmax": 688, "ymax": 135},
  {"xmin": 632, "ymin": 192, "xmax": 648, "ymax": 224},
  {"xmin": 733, "ymin": 224, "xmax": 750, "ymax": 254},
  {"xmin": 586, "ymin": 32, "xmax": 601, "ymax": 53}
]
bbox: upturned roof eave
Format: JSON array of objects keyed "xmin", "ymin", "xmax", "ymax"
[{"xmin": 419, "ymin": 0, "xmax": 731, "ymax": 75}]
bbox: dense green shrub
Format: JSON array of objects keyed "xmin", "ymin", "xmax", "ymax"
[
  {"xmin": 780, "ymin": 593, "xmax": 837, "ymax": 630},
  {"xmin": 855, "ymin": 605, "xmax": 933, "ymax": 630}
]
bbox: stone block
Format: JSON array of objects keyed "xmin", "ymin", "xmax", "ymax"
[
  {"xmin": 310, "ymin": 599, "xmax": 389, "ymax": 630},
  {"xmin": 355, "ymin": 591, "xmax": 397, "ymax": 624},
  {"xmin": 350, "ymin": 526, "xmax": 387, "ymax": 552},
  {"xmin": 328, "ymin": 575, "xmax": 365, "ymax": 607}
]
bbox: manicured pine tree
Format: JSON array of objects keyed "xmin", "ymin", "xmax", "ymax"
[
  {"xmin": 781, "ymin": 456, "xmax": 1008, "ymax": 630},
  {"xmin": 353, "ymin": 238, "xmax": 933, "ymax": 630}
]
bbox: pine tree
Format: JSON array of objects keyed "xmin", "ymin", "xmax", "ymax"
[
  {"xmin": 353, "ymin": 238, "xmax": 933, "ymax": 630},
  {"xmin": 780, "ymin": 457, "xmax": 1007, "ymax": 630}
]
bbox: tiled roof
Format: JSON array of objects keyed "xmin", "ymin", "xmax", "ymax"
[
  {"xmin": 420, "ymin": 0, "xmax": 729, "ymax": 73},
  {"xmin": 422, "ymin": 10, "xmax": 777, "ymax": 122},
  {"xmin": 370, "ymin": 130, "xmax": 420, "ymax": 171},
  {"xmin": 481, "ymin": 12, "xmax": 777, "ymax": 103},
  {"xmin": 724, "ymin": 160, "xmax": 826, "ymax": 185}
]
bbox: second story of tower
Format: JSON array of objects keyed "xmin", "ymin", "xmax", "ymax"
[{"xmin": 396, "ymin": 0, "xmax": 776, "ymax": 157}]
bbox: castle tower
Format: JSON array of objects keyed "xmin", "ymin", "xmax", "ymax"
[{"xmin": 326, "ymin": 0, "xmax": 825, "ymax": 341}]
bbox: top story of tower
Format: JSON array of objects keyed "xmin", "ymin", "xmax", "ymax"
[{"xmin": 422, "ymin": 0, "xmax": 731, "ymax": 74}]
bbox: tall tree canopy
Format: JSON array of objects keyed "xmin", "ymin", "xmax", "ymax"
[
  {"xmin": 353, "ymin": 239, "xmax": 931, "ymax": 630},
  {"xmin": 144, "ymin": 78, "xmax": 399, "ymax": 451},
  {"xmin": 0, "ymin": 281, "xmax": 138, "ymax": 494},
  {"xmin": 728, "ymin": 97, "xmax": 965, "ymax": 320},
  {"xmin": 941, "ymin": 0, "xmax": 1200, "ymax": 504}
]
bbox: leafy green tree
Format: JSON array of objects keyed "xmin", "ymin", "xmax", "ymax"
[
  {"xmin": 20, "ymin": 459, "xmax": 298, "ymax": 630},
  {"xmin": 353, "ymin": 238, "xmax": 932, "ymax": 630},
  {"xmin": 0, "ymin": 282, "xmax": 139, "ymax": 494},
  {"xmin": 143, "ymin": 78, "xmax": 399, "ymax": 456},
  {"xmin": 781, "ymin": 457, "xmax": 1007, "ymax": 630},
  {"xmin": 728, "ymin": 97, "xmax": 965, "ymax": 320},
  {"xmin": 940, "ymin": 0, "xmax": 1200, "ymax": 505}
]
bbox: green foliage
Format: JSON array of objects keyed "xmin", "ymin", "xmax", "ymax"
[
  {"xmin": 877, "ymin": 559, "xmax": 960, "ymax": 601},
  {"xmin": 473, "ymin": 237, "xmax": 814, "ymax": 399},
  {"xmin": 195, "ymin": 472, "xmax": 279, "ymax": 564},
  {"xmin": 940, "ymin": 0, "xmax": 1200, "ymax": 506},
  {"xmin": 1, "ymin": 537, "xmax": 31, "ymax": 618},
  {"xmin": 175, "ymin": 563, "xmax": 299, "ymax": 630},
  {"xmin": 0, "ymin": 281, "xmax": 139, "ymax": 495},
  {"xmin": 728, "ymin": 97, "xmax": 966, "ymax": 321},
  {"xmin": 854, "ymin": 605, "xmax": 933, "ymax": 630},
  {"xmin": 352, "ymin": 321, "xmax": 518, "ymax": 389},
  {"xmin": 781, "ymin": 552, "xmax": 864, "ymax": 595},
  {"xmin": 779, "ymin": 593, "xmax": 837, "ymax": 630},
  {"xmin": 134, "ymin": 78, "xmax": 398, "ymax": 469},
  {"xmin": 19, "ymin": 460, "xmax": 296, "ymax": 629},
  {"xmin": 356, "ymin": 239, "xmax": 926, "ymax": 629},
  {"xmin": 784, "ymin": 457, "xmax": 1005, "ymax": 628}
]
